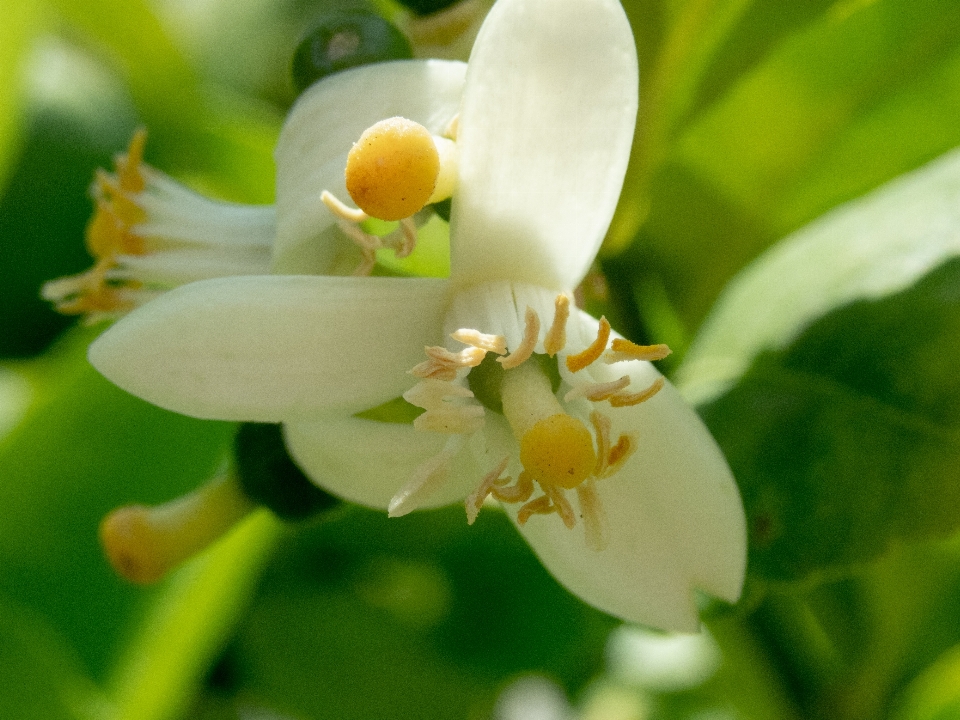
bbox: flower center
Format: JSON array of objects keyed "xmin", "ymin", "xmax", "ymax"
[
  {"xmin": 500, "ymin": 358, "xmax": 596, "ymax": 491},
  {"xmin": 345, "ymin": 116, "xmax": 454, "ymax": 221},
  {"xmin": 520, "ymin": 414, "xmax": 596, "ymax": 490}
]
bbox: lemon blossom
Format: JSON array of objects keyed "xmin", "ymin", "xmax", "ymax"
[
  {"xmin": 88, "ymin": 0, "xmax": 746, "ymax": 631},
  {"xmin": 42, "ymin": 130, "xmax": 276, "ymax": 323}
]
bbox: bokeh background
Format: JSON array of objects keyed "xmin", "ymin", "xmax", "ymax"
[{"xmin": 4, "ymin": 0, "xmax": 960, "ymax": 718}]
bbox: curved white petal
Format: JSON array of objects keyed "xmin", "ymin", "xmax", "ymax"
[
  {"xmin": 89, "ymin": 276, "xmax": 450, "ymax": 421},
  {"xmin": 511, "ymin": 312, "xmax": 746, "ymax": 631},
  {"xmin": 274, "ymin": 59, "xmax": 466, "ymax": 273},
  {"xmin": 284, "ymin": 416, "xmax": 481, "ymax": 510},
  {"xmin": 450, "ymin": 0, "xmax": 638, "ymax": 291},
  {"xmin": 443, "ymin": 281, "xmax": 561, "ymax": 353}
]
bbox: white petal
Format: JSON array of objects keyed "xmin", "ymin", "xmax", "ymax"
[
  {"xmin": 89, "ymin": 275, "xmax": 449, "ymax": 421},
  {"xmin": 284, "ymin": 417, "xmax": 481, "ymax": 510},
  {"xmin": 514, "ymin": 312, "xmax": 746, "ymax": 631},
  {"xmin": 450, "ymin": 0, "xmax": 638, "ymax": 291},
  {"xmin": 444, "ymin": 281, "xmax": 560, "ymax": 353},
  {"xmin": 274, "ymin": 59, "xmax": 466, "ymax": 274}
]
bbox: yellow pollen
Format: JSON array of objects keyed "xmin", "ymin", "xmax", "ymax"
[
  {"xmin": 345, "ymin": 117, "xmax": 440, "ymax": 221},
  {"xmin": 520, "ymin": 413, "xmax": 597, "ymax": 490}
]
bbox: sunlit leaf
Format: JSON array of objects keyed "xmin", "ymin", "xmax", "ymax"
[
  {"xmin": 678, "ymin": 146, "xmax": 960, "ymax": 404},
  {"xmin": 631, "ymin": 0, "xmax": 960, "ymax": 335}
]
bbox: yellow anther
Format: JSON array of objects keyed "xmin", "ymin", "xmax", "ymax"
[
  {"xmin": 544, "ymin": 294, "xmax": 570, "ymax": 356},
  {"xmin": 115, "ymin": 127, "xmax": 148, "ymax": 195},
  {"xmin": 345, "ymin": 117, "xmax": 440, "ymax": 221},
  {"xmin": 609, "ymin": 376, "xmax": 664, "ymax": 407},
  {"xmin": 604, "ymin": 338, "xmax": 671, "ymax": 364},
  {"xmin": 566, "ymin": 317, "xmax": 611, "ymax": 372},
  {"xmin": 520, "ymin": 413, "xmax": 597, "ymax": 491},
  {"xmin": 499, "ymin": 306, "xmax": 540, "ymax": 369}
]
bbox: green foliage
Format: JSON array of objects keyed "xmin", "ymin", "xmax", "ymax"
[
  {"xmin": 2, "ymin": 0, "xmax": 960, "ymax": 718},
  {"xmin": 702, "ymin": 259, "xmax": 960, "ymax": 581}
]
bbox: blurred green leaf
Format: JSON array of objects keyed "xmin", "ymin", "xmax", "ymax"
[
  {"xmin": 630, "ymin": 0, "xmax": 960, "ymax": 335},
  {"xmin": 700, "ymin": 258, "xmax": 960, "ymax": 582},
  {"xmin": 0, "ymin": 0, "xmax": 41, "ymax": 193},
  {"xmin": 214, "ymin": 506, "xmax": 616, "ymax": 720},
  {"xmin": 109, "ymin": 512, "xmax": 281, "ymax": 720},
  {"xmin": 678, "ymin": 146, "xmax": 960, "ymax": 404},
  {"xmin": 0, "ymin": 330, "xmax": 235, "ymax": 679},
  {"xmin": 0, "ymin": 599, "xmax": 105, "ymax": 720}
]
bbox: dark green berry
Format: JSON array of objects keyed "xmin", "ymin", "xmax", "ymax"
[
  {"xmin": 292, "ymin": 11, "xmax": 413, "ymax": 95},
  {"xmin": 234, "ymin": 423, "xmax": 339, "ymax": 521},
  {"xmin": 432, "ymin": 197, "xmax": 452, "ymax": 222},
  {"xmin": 395, "ymin": 0, "xmax": 460, "ymax": 16}
]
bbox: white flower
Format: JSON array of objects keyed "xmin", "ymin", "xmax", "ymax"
[
  {"xmin": 88, "ymin": 0, "xmax": 746, "ymax": 631},
  {"xmin": 42, "ymin": 130, "xmax": 275, "ymax": 323}
]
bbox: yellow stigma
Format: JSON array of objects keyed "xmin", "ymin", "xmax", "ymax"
[
  {"xmin": 345, "ymin": 117, "xmax": 440, "ymax": 221},
  {"xmin": 520, "ymin": 413, "xmax": 597, "ymax": 490}
]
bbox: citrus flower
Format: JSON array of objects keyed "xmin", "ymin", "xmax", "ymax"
[
  {"xmin": 42, "ymin": 130, "xmax": 275, "ymax": 323},
  {"xmin": 87, "ymin": 0, "xmax": 746, "ymax": 631}
]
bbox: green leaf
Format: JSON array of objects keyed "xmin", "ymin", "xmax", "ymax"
[
  {"xmin": 0, "ymin": 330, "xmax": 236, "ymax": 679},
  {"xmin": 0, "ymin": 0, "xmax": 41, "ymax": 193},
  {"xmin": 632, "ymin": 0, "xmax": 960, "ymax": 335},
  {"xmin": 0, "ymin": 598, "xmax": 105, "ymax": 720},
  {"xmin": 214, "ymin": 506, "xmax": 617, "ymax": 720},
  {"xmin": 108, "ymin": 512, "xmax": 281, "ymax": 720},
  {"xmin": 699, "ymin": 258, "xmax": 960, "ymax": 582},
  {"xmin": 678, "ymin": 146, "xmax": 960, "ymax": 405}
]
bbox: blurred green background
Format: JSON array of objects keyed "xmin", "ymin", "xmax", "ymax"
[{"xmin": 4, "ymin": 0, "xmax": 960, "ymax": 718}]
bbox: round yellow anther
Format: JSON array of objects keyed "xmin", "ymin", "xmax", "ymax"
[
  {"xmin": 520, "ymin": 413, "xmax": 597, "ymax": 490},
  {"xmin": 345, "ymin": 117, "xmax": 440, "ymax": 221}
]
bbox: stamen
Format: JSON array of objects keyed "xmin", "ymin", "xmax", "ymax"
[
  {"xmin": 564, "ymin": 375, "xmax": 631, "ymax": 403},
  {"xmin": 590, "ymin": 411, "xmax": 612, "ymax": 477},
  {"xmin": 389, "ymin": 436, "xmax": 463, "ymax": 517},
  {"xmin": 543, "ymin": 294, "xmax": 570, "ymax": 357},
  {"xmin": 410, "ymin": 345, "xmax": 488, "ymax": 381},
  {"xmin": 609, "ymin": 377, "xmax": 665, "ymax": 407},
  {"xmin": 491, "ymin": 470, "xmax": 534, "ymax": 504},
  {"xmin": 545, "ymin": 485, "xmax": 576, "ymax": 529},
  {"xmin": 517, "ymin": 495, "xmax": 555, "ymax": 525},
  {"xmin": 451, "ymin": 329, "xmax": 507, "ymax": 354},
  {"xmin": 321, "ymin": 189, "xmax": 368, "ymax": 223},
  {"xmin": 565, "ymin": 317, "xmax": 611, "ymax": 372},
  {"xmin": 444, "ymin": 113, "xmax": 460, "ymax": 140},
  {"xmin": 603, "ymin": 434, "xmax": 636, "ymax": 477},
  {"xmin": 604, "ymin": 338, "xmax": 672, "ymax": 364},
  {"xmin": 498, "ymin": 307, "xmax": 540, "ymax": 369},
  {"xmin": 576, "ymin": 481, "xmax": 608, "ymax": 551},
  {"xmin": 465, "ymin": 456, "xmax": 510, "ymax": 524},
  {"xmin": 397, "ymin": 217, "xmax": 418, "ymax": 258},
  {"xmin": 403, "ymin": 378, "xmax": 474, "ymax": 407},
  {"xmin": 114, "ymin": 127, "xmax": 148, "ymax": 194},
  {"xmin": 99, "ymin": 472, "xmax": 255, "ymax": 584}
]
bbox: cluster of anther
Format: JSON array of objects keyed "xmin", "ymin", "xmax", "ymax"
[
  {"xmin": 43, "ymin": 130, "xmax": 150, "ymax": 318},
  {"xmin": 321, "ymin": 115, "xmax": 458, "ymax": 275},
  {"xmin": 405, "ymin": 293, "xmax": 671, "ymax": 551}
]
